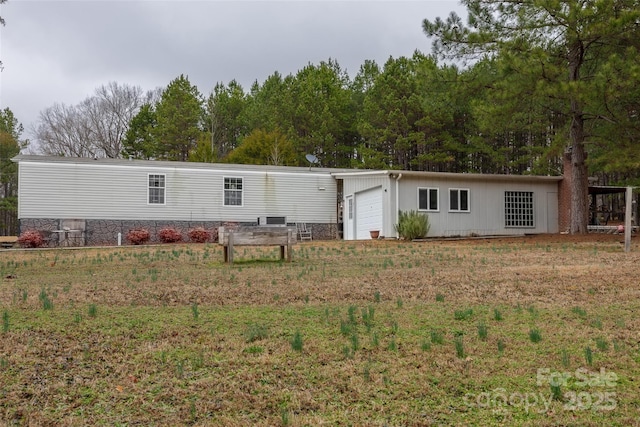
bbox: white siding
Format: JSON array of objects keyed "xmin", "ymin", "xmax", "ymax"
[
  {"xmin": 18, "ymin": 161, "xmax": 337, "ymax": 223},
  {"xmin": 341, "ymin": 175, "xmax": 394, "ymax": 237},
  {"xmin": 342, "ymin": 175, "xmax": 388, "ymax": 195},
  {"xmin": 396, "ymin": 176, "xmax": 559, "ymax": 236}
]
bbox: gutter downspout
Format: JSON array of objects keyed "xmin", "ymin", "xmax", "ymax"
[{"xmin": 395, "ymin": 173, "xmax": 403, "ymax": 239}]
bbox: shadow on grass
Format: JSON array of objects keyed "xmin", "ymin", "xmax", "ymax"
[{"xmin": 225, "ymin": 258, "xmax": 289, "ymax": 266}]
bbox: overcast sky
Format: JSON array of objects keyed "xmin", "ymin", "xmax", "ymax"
[{"xmin": 0, "ymin": 0, "xmax": 465, "ymax": 141}]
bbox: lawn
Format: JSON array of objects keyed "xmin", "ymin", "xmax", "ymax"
[{"xmin": 1, "ymin": 234, "xmax": 639, "ymax": 426}]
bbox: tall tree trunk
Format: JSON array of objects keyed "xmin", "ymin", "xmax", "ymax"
[
  {"xmin": 569, "ymin": 124, "xmax": 588, "ymax": 234},
  {"xmin": 568, "ymin": 39, "xmax": 589, "ymax": 234}
]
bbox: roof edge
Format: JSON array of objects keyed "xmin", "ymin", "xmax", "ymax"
[
  {"xmin": 13, "ymin": 155, "xmax": 563, "ymax": 182},
  {"xmin": 333, "ymin": 168, "xmax": 562, "ymax": 182}
]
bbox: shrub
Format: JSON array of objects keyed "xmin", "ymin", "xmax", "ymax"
[
  {"xmin": 290, "ymin": 331, "xmax": 303, "ymax": 352},
  {"xmin": 454, "ymin": 308, "xmax": 474, "ymax": 321},
  {"xmin": 454, "ymin": 336, "xmax": 465, "ymax": 358},
  {"xmin": 244, "ymin": 323, "xmax": 269, "ymax": 343},
  {"xmin": 394, "ymin": 210, "xmax": 430, "ymax": 240},
  {"xmin": 430, "ymin": 330, "xmax": 444, "ymax": 345},
  {"xmin": 158, "ymin": 227, "xmax": 182, "ymax": 243},
  {"xmin": 126, "ymin": 228, "xmax": 151, "ymax": 245},
  {"xmin": 188, "ymin": 227, "xmax": 212, "ymax": 243},
  {"xmin": 529, "ymin": 328, "xmax": 542, "ymax": 343},
  {"xmin": 18, "ymin": 230, "xmax": 45, "ymax": 248},
  {"xmin": 584, "ymin": 346, "xmax": 593, "ymax": 365},
  {"xmin": 477, "ymin": 322, "xmax": 488, "ymax": 341}
]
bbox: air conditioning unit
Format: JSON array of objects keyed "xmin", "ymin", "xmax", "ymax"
[{"xmin": 257, "ymin": 216, "xmax": 287, "ymax": 226}]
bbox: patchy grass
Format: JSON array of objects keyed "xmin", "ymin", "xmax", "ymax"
[{"xmin": 0, "ymin": 235, "xmax": 639, "ymax": 425}]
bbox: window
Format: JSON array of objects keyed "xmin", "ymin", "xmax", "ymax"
[
  {"xmin": 348, "ymin": 197, "xmax": 353, "ymax": 220},
  {"xmin": 148, "ymin": 174, "xmax": 165, "ymax": 204},
  {"xmin": 418, "ymin": 188, "xmax": 439, "ymax": 211},
  {"xmin": 505, "ymin": 191, "xmax": 535, "ymax": 227},
  {"xmin": 224, "ymin": 177, "xmax": 243, "ymax": 206},
  {"xmin": 449, "ymin": 188, "xmax": 469, "ymax": 212}
]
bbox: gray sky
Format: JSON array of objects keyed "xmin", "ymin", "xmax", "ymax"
[{"xmin": 0, "ymin": 0, "xmax": 464, "ymax": 140}]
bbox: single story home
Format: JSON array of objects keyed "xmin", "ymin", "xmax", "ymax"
[
  {"xmin": 12, "ymin": 155, "xmax": 566, "ymax": 245},
  {"xmin": 333, "ymin": 170, "xmax": 561, "ymax": 239}
]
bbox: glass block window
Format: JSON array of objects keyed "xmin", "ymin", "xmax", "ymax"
[{"xmin": 505, "ymin": 191, "xmax": 535, "ymax": 227}]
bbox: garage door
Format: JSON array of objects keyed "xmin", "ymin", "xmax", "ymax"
[{"xmin": 355, "ymin": 187, "xmax": 383, "ymax": 240}]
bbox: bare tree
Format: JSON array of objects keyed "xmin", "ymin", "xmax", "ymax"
[
  {"xmin": 35, "ymin": 103, "xmax": 96, "ymax": 157},
  {"xmin": 84, "ymin": 82, "xmax": 146, "ymax": 158},
  {"xmin": 35, "ymin": 82, "xmax": 149, "ymax": 158}
]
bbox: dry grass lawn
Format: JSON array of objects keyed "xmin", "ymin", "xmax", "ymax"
[{"xmin": 1, "ymin": 234, "xmax": 639, "ymax": 426}]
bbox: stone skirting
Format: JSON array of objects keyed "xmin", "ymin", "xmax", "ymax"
[{"xmin": 19, "ymin": 219, "xmax": 338, "ymax": 246}]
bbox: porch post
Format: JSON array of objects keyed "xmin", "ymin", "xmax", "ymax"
[{"xmin": 624, "ymin": 186, "xmax": 632, "ymax": 253}]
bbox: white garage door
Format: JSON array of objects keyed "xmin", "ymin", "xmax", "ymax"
[{"xmin": 355, "ymin": 187, "xmax": 383, "ymax": 240}]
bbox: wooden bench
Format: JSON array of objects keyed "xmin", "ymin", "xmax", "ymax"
[
  {"xmin": 218, "ymin": 226, "xmax": 297, "ymax": 264},
  {"xmin": 0, "ymin": 236, "xmax": 19, "ymax": 249}
]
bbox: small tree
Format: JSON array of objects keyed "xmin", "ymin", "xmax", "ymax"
[
  {"xmin": 395, "ymin": 210, "xmax": 430, "ymax": 240},
  {"xmin": 225, "ymin": 128, "xmax": 297, "ymax": 166}
]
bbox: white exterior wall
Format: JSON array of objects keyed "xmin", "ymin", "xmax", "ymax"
[
  {"xmin": 341, "ymin": 174, "xmax": 395, "ymax": 238},
  {"xmin": 341, "ymin": 175, "xmax": 389, "ymax": 196},
  {"xmin": 18, "ymin": 160, "xmax": 338, "ymax": 223},
  {"xmin": 397, "ymin": 176, "xmax": 559, "ymax": 236}
]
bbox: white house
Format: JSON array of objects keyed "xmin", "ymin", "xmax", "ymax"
[
  {"xmin": 333, "ymin": 170, "xmax": 561, "ymax": 239},
  {"xmin": 12, "ymin": 155, "xmax": 563, "ymax": 244},
  {"xmin": 13, "ymin": 155, "xmax": 347, "ymax": 244}
]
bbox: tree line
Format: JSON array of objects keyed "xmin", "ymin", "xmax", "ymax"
[
  {"xmin": 3, "ymin": 1, "xmax": 639, "ymax": 234},
  {"xmin": 32, "ymin": 45, "xmax": 639, "ymax": 180}
]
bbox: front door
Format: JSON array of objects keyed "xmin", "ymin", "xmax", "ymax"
[{"xmin": 345, "ymin": 195, "xmax": 354, "ymax": 240}]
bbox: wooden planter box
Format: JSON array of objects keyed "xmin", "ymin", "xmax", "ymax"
[{"xmin": 218, "ymin": 226, "xmax": 297, "ymax": 264}]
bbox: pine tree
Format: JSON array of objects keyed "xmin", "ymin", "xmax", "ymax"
[
  {"xmin": 154, "ymin": 75, "xmax": 204, "ymax": 161},
  {"xmin": 423, "ymin": 0, "xmax": 640, "ymax": 233}
]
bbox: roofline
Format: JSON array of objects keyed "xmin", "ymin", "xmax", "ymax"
[
  {"xmin": 11, "ymin": 154, "xmax": 353, "ymax": 175},
  {"xmin": 332, "ymin": 169, "xmax": 563, "ymax": 182},
  {"xmin": 13, "ymin": 154, "xmax": 563, "ymax": 182},
  {"xmin": 330, "ymin": 170, "xmax": 389, "ymax": 177}
]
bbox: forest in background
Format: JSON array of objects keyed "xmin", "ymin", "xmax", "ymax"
[
  {"xmin": 2, "ymin": 1, "xmax": 640, "ymax": 235},
  {"xmin": 27, "ymin": 47, "xmax": 639, "ymax": 182}
]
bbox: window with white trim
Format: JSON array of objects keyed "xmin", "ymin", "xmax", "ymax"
[
  {"xmin": 505, "ymin": 191, "xmax": 535, "ymax": 227},
  {"xmin": 449, "ymin": 188, "xmax": 469, "ymax": 212},
  {"xmin": 418, "ymin": 187, "xmax": 439, "ymax": 211},
  {"xmin": 148, "ymin": 174, "xmax": 165, "ymax": 204},
  {"xmin": 224, "ymin": 177, "xmax": 243, "ymax": 206}
]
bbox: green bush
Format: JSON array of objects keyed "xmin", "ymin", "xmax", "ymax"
[{"xmin": 394, "ymin": 210, "xmax": 430, "ymax": 240}]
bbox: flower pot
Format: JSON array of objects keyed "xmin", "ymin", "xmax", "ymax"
[{"xmin": 369, "ymin": 230, "xmax": 380, "ymax": 239}]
